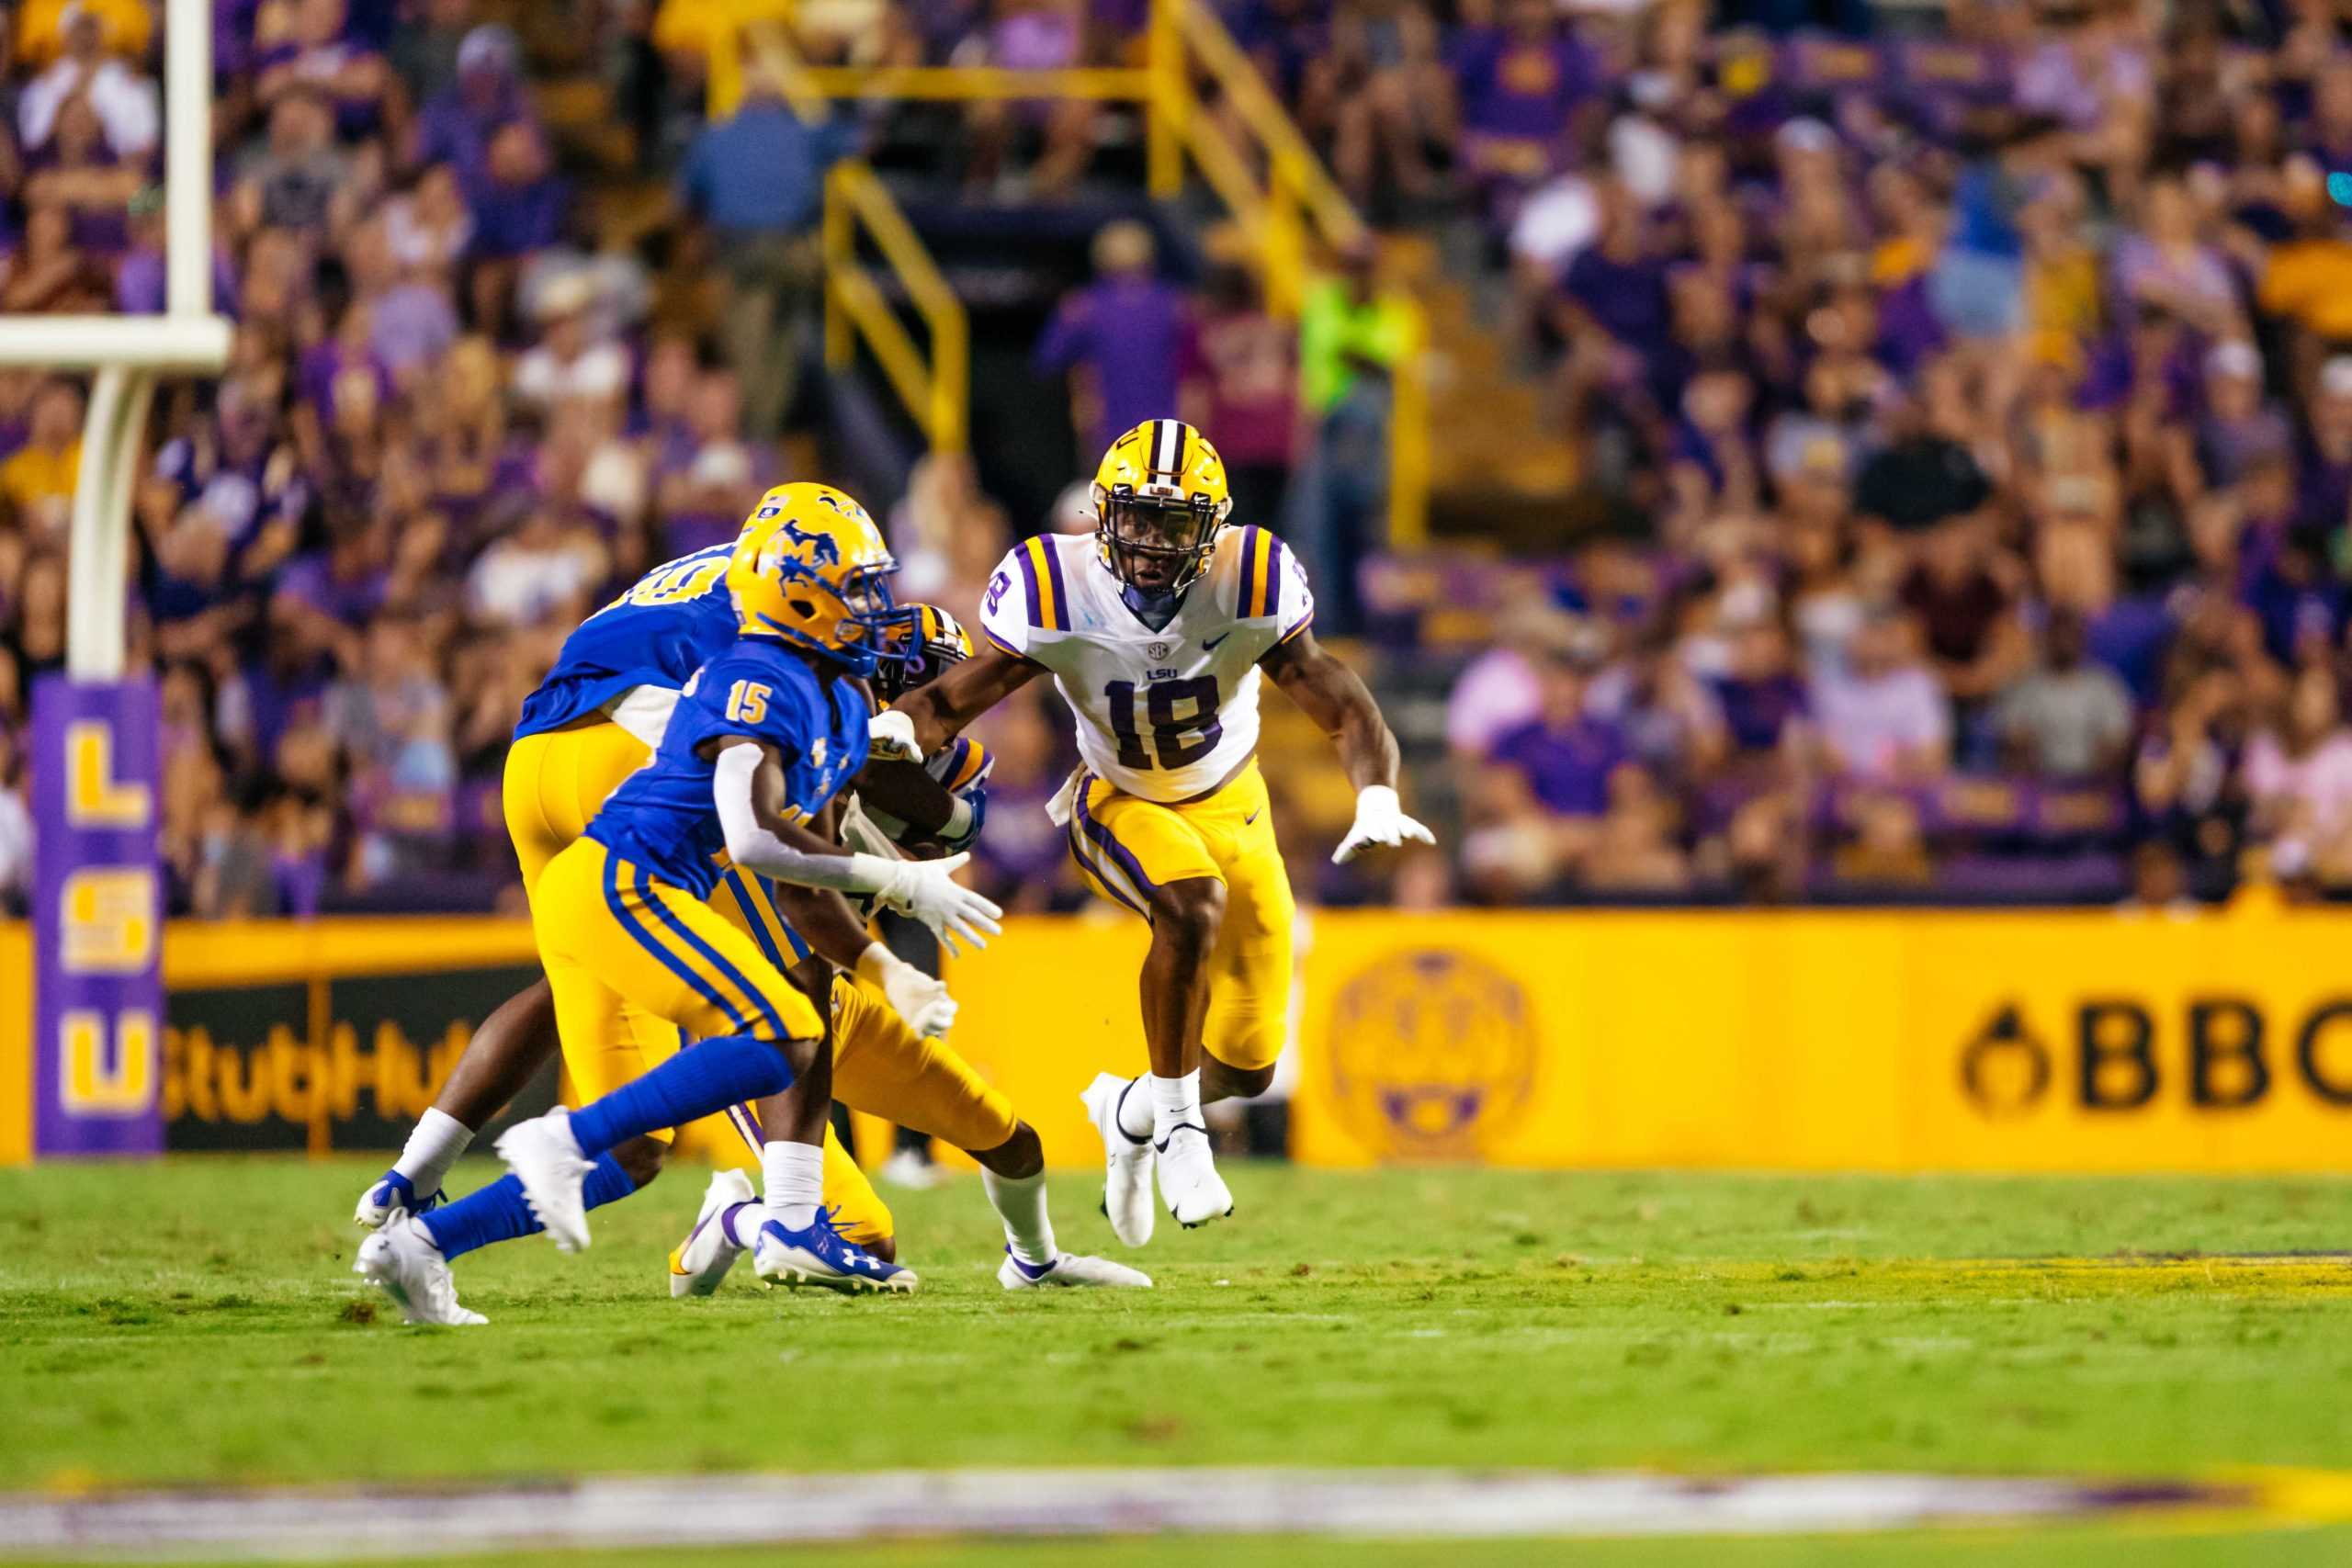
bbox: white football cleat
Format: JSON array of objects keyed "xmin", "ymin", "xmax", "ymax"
[
  {"xmin": 495, "ymin": 1108, "xmax": 596, "ymax": 1252},
  {"xmin": 998, "ymin": 1249, "xmax": 1153, "ymax": 1290},
  {"xmin": 354, "ymin": 1213, "xmax": 485, "ymax": 1326},
  {"xmin": 1080, "ymin": 1072, "xmax": 1155, "ymax": 1247},
  {"xmin": 353, "ymin": 1169, "xmax": 441, "ymax": 1230},
  {"xmin": 1155, "ymin": 1123, "xmax": 1234, "ymax": 1230},
  {"xmin": 668, "ymin": 1168, "xmax": 757, "ymax": 1299}
]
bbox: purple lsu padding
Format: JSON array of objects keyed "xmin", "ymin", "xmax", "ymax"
[{"xmin": 31, "ymin": 674, "xmax": 164, "ymax": 1156}]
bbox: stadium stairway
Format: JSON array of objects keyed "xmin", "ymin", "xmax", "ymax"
[{"xmin": 1386, "ymin": 231, "xmax": 1583, "ymax": 551}]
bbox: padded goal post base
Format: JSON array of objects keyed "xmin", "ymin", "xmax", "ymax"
[{"xmin": 30, "ymin": 676, "xmax": 164, "ymax": 1156}]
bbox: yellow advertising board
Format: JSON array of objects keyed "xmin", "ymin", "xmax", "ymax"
[
  {"xmin": 10, "ymin": 902, "xmax": 2352, "ymax": 1172},
  {"xmin": 1281, "ymin": 903, "xmax": 2352, "ymax": 1173}
]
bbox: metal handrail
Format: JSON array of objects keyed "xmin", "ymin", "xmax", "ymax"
[
  {"xmin": 710, "ymin": 20, "xmax": 970, "ymax": 453},
  {"xmin": 706, "ymin": 0, "xmax": 1430, "ymax": 537}
]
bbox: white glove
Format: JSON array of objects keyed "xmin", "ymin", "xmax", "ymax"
[
  {"xmin": 868, "ymin": 709, "xmax": 922, "ymax": 764},
  {"xmin": 857, "ymin": 943, "xmax": 957, "ymax": 1037},
  {"xmin": 1332, "ymin": 784, "xmax": 1436, "ymax": 863},
  {"xmin": 870, "ymin": 851, "xmax": 1004, "ymax": 955}
]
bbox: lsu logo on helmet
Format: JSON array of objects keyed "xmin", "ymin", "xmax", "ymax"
[
  {"xmin": 872, "ymin": 603, "xmax": 976, "ymax": 703},
  {"xmin": 728, "ymin": 482, "xmax": 913, "ymax": 678},
  {"xmin": 1091, "ymin": 419, "xmax": 1232, "ymax": 599}
]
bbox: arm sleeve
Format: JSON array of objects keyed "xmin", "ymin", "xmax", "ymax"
[{"xmin": 711, "ymin": 743, "xmax": 896, "ymax": 893}]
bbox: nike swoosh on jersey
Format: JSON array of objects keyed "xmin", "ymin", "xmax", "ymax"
[
  {"xmin": 1203, "ymin": 631, "xmax": 1231, "ymax": 651},
  {"xmin": 1243, "ymin": 807, "xmax": 1261, "ymax": 825}
]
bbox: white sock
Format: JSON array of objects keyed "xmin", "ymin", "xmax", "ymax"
[
  {"xmin": 394, "ymin": 1108, "xmax": 473, "ymax": 1193},
  {"xmin": 982, "ymin": 1168, "xmax": 1057, "ymax": 1268},
  {"xmin": 1149, "ymin": 1070, "xmax": 1204, "ymax": 1143},
  {"xmin": 1114, "ymin": 1075, "xmax": 1155, "ymax": 1141},
  {"xmin": 721, "ymin": 1200, "xmax": 771, "ymax": 1249},
  {"xmin": 763, "ymin": 1141, "xmax": 824, "ymax": 1231}
]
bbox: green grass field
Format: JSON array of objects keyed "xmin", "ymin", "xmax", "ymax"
[{"xmin": 5, "ymin": 1157, "xmax": 2352, "ymax": 1564}]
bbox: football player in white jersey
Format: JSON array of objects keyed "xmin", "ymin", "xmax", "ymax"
[{"xmin": 894, "ymin": 418, "xmax": 1432, "ymax": 1238}]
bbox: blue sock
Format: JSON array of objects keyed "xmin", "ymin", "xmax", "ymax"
[
  {"xmin": 420, "ymin": 1155, "xmax": 640, "ymax": 1260},
  {"xmin": 567, "ymin": 1036, "xmax": 792, "ymax": 1156}
]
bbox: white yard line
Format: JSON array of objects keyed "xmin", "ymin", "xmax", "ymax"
[{"xmin": 0, "ymin": 1469, "xmax": 2245, "ymax": 1561}]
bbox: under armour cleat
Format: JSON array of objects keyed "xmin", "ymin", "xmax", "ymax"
[
  {"xmin": 1081, "ymin": 1072, "xmax": 1155, "ymax": 1247},
  {"xmin": 495, "ymin": 1108, "xmax": 597, "ymax": 1252},
  {"xmin": 998, "ymin": 1249, "xmax": 1153, "ymax": 1290},
  {"xmin": 354, "ymin": 1170, "xmax": 443, "ymax": 1230},
  {"xmin": 752, "ymin": 1210, "xmax": 918, "ymax": 1294},
  {"xmin": 1154, "ymin": 1122, "xmax": 1234, "ymax": 1229},
  {"xmin": 354, "ymin": 1213, "xmax": 485, "ymax": 1326},
  {"xmin": 669, "ymin": 1169, "xmax": 757, "ymax": 1299}
]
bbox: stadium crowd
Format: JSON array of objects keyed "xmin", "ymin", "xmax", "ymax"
[{"xmin": 0, "ymin": 0, "xmax": 2346, "ymax": 913}]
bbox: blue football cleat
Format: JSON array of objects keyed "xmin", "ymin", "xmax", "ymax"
[
  {"xmin": 355, "ymin": 1170, "xmax": 444, "ymax": 1230},
  {"xmin": 752, "ymin": 1209, "xmax": 919, "ymax": 1294}
]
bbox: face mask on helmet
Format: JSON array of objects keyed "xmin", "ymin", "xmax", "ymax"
[
  {"xmin": 830, "ymin": 566, "xmax": 921, "ymax": 679},
  {"xmin": 1098, "ymin": 491, "xmax": 1220, "ymax": 600},
  {"xmin": 870, "ymin": 607, "xmax": 972, "ymax": 703}
]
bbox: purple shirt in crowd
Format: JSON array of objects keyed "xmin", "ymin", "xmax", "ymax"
[
  {"xmin": 1488, "ymin": 715, "xmax": 1628, "ymax": 817},
  {"xmin": 1452, "ymin": 28, "xmax": 1592, "ymax": 143},
  {"xmin": 1033, "ymin": 275, "xmax": 1193, "ymax": 451},
  {"xmin": 1562, "ymin": 246, "xmax": 1671, "ymax": 356}
]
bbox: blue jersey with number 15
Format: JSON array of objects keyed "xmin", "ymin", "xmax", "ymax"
[
  {"xmin": 512, "ymin": 545, "xmax": 738, "ymax": 741},
  {"xmin": 586, "ymin": 637, "xmax": 870, "ymax": 899}
]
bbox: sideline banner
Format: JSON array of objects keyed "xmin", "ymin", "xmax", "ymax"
[
  {"xmin": 30, "ymin": 677, "xmax": 163, "ymax": 1157},
  {"xmin": 158, "ymin": 919, "xmax": 548, "ymax": 1154},
  {"xmin": 1286, "ymin": 904, "xmax": 2352, "ymax": 1172},
  {"xmin": 11, "ymin": 904, "xmax": 2352, "ymax": 1171}
]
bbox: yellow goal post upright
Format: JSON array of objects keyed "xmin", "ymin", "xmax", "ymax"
[{"xmin": 5, "ymin": 0, "xmax": 231, "ymax": 1161}]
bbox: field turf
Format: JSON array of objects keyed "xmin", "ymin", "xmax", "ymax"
[{"xmin": 4, "ymin": 1158, "xmax": 2352, "ymax": 1562}]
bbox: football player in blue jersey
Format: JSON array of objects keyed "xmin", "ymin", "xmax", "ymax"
[{"xmin": 356, "ymin": 485, "xmax": 1002, "ymax": 1323}]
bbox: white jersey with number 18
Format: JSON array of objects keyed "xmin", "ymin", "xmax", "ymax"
[{"xmin": 978, "ymin": 526, "xmax": 1315, "ymax": 803}]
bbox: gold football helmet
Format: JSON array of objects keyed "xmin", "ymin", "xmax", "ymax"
[
  {"xmin": 728, "ymin": 482, "xmax": 912, "ymax": 677},
  {"xmin": 1091, "ymin": 418, "xmax": 1232, "ymax": 599}
]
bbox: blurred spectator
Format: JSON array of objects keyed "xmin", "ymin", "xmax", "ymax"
[
  {"xmin": 413, "ymin": 26, "xmax": 530, "ymax": 205},
  {"xmin": 17, "ymin": 7, "xmax": 156, "ymax": 157},
  {"xmin": 959, "ymin": 0, "xmax": 1099, "ymax": 196},
  {"xmin": 2245, "ymin": 665, "xmax": 2352, "ymax": 887},
  {"xmin": 0, "ymin": 378, "xmax": 81, "ymax": 535},
  {"xmin": 1181, "ymin": 261, "xmax": 1296, "ymax": 530},
  {"xmin": 1450, "ymin": 0, "xmax": 1597, "ymax": 231},
  {"xmin": 678, "ymin": 74, "xmax": 860, "ymax": 437},
  {"xmin": 1034, "ymin": 220, "xmax": 1190, "ymax": 461},
  {"xmin": 512, "ymin": 274, "xmax": 629, "ymax": 411},
  {"xmin": 1993, "ymin": 609, "xmax": 2132, "ymax": 779},
  {"xmin": 1464, "ymin": 627, "xmax": 1630, "ymax": 895},
  {"xmin": 1295, "ymin": 238, "xmax": 1411, "ymax": 634},
  {"xmin": 1811, "ymin": 607, "xmax": 1950, "ymax": 784},
  {"xmin": 1329, "ymin": 0, "xmax": 1443, "ymax": 207},
  {"xmin": 232, "ymin": 87, "xmax": 352, "ymax": 237}
]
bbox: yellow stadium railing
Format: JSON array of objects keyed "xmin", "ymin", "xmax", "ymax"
[
  {"xmin": 709, "ymin": 23, "xmax": 969, "ymax": 454},
  {"xmin": 707, "ymin": 0, "xmax": 1429, "ymax": 541}
]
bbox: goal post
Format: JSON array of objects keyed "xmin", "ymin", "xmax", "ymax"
[{"xmin": 12, "ymin": 0, "xmax": 230, "ymax": 1159}]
